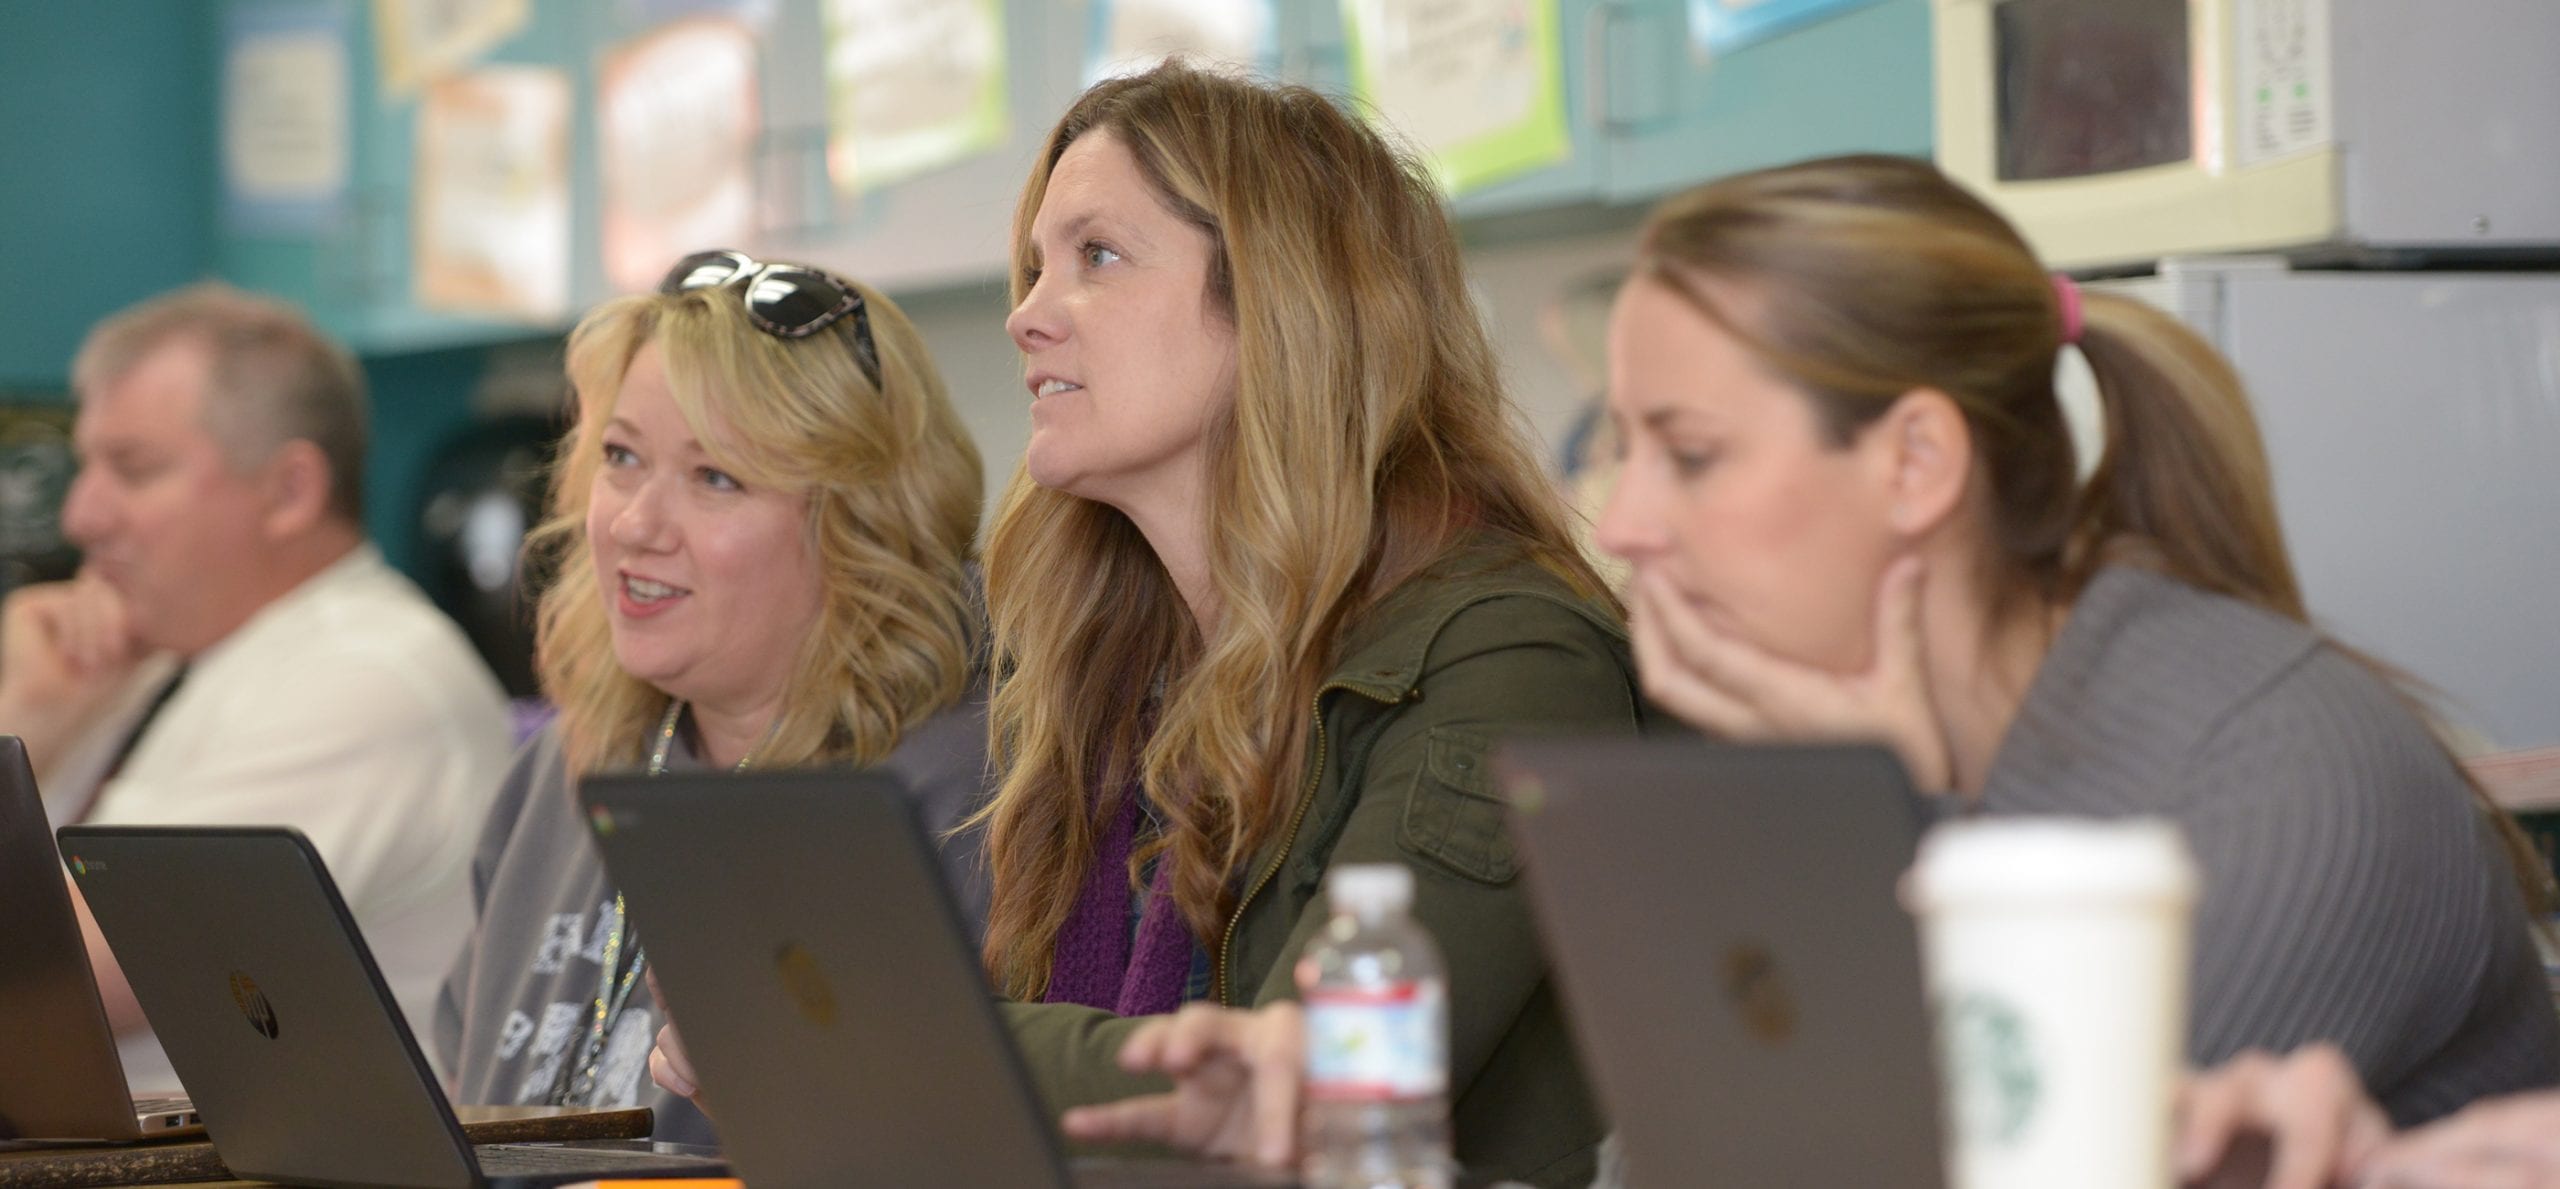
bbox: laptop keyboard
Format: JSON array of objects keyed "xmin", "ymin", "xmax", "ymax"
[{"xmin": 475, "ymin": 1142, "xmax": 727, "ymax": 1176}]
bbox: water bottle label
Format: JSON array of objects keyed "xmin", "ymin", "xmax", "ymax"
[{"xmin": 1305, "ymin": 980, "xmax": 1447, "ymax": 1101}]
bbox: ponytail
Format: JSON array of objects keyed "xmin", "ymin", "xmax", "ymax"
[
  {"xmin": 2067, "ymin": 292, "xmax": 2305, "ymax": 620},
  {"xmin": 2070, "ymin": 294, "xmax": 2550, "ymax": 917}
]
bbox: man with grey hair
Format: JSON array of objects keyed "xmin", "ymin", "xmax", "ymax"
[{"xmin": 0, "ymin": 282, "xmax": 511, "ymax": 1092}]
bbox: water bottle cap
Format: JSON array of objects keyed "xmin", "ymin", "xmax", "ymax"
[{"xmin": 1325, "ymin": 863, "xmax": 1414, "ymax": 915}]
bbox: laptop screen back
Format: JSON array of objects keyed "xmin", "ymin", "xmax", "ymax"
[
  {"xmin": 0, "ymin": 737, "xmax": 148, "ymax": 1139},
  {"xmin": 60, "ymin": 826, "xmax": 482, "ymax": 1189},
  {"xmin": 1495, "ymin": 740, "xmax": 1946, "ymax": 1188},
  {"xmin": 579, "ymin": 769, "xmax": 1066, "ymax": 1189}
]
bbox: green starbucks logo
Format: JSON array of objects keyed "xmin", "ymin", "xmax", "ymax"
[{"xmin": 1940, "ymin": 992, "xmax": 2040, "ymax": 1146}]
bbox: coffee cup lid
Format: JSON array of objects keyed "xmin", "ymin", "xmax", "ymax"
[{"xmin": 1908, "ymin": 816, "xmax": 2199, "ymax": 909}]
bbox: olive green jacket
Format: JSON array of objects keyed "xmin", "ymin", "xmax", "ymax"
[{"xmin": 1003, "ymin": 546, "xmax": 1646, "ymax": 1188}]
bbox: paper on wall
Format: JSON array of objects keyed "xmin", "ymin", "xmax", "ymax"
[
  {"xmin": 597, "ymin": 17, "xmax": 762, "ymax": 292},
  {"xmin": 1686, "ymin": 0, "xmax": 1888, "ymax": 55},
  {"xmin": 1087, "ymin": 0, "xmax": 1277, "ymax": 85},
  {"xmin": 1345, "ymin": 0, "xmax": 1570, "ymax": 197},
  {"xmin": 373, "ymin": 0, "xmax": 529, "ymax": 96},
  {"xmin": 223, "ymin": 1, "xmax": 351, "ymax": 235},
  {"xmin": 823, "ymin": 0, "xmax": 1009, "ymax": 196},
  {"xmin": 413, "ymin": 66, "xmax": 571, "ymax": 321}
]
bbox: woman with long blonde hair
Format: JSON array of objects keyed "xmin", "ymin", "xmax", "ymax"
[
  {"xmin": 437, "ymin": 251, "xmax": 992, "ymax": 1145},
  {"xmin": 654, "ymin": 61, "xmax": 1647, "ymax": 1186}
]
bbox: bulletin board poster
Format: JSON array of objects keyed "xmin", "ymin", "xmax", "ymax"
[
  {"xmin": 222, "ymin": 0, "xmax": 352, "ymax": 236},
  {"xmin": 822, "ymin": 0, "xmax": 1009, "ymax": 196},
  {"xmin": 373, "ymin": 0, "xmax": 528, "ymax": 96},
  {"xmin": 413, "ymin": 66, "xmax": 571, "ymax": 322},
  {"xmin": 616, "ymin": 0, "xmax": 777, "ymax": 29},
  {"xmin": 1344, "ymin": 0, "xmax": 1570, "ymax": 198},
  {"xmin": 1086, "ymin": 0, "xmax": 1278, "ymax": 86},
  {"xmin": 1686, "ymin": 0, "xmax": 1888, "ymax": 54},
  {"xmin": 597, "ymin": 18, "xmax": 763, "ymax": 293}
]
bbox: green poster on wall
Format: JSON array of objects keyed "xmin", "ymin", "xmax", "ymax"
[{"xmin": 1344, "ymin": 0, "xmax": 1571, "ymax": 197}]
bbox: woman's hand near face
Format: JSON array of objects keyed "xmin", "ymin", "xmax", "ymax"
[
  {"xmin": 2356, "ymin": 1090, "xmax": 2560, "ymax": 1188},
  {"xmin": 2175, "ymin": 1045, "xmax": 2389, "ymax": 1189},
  {"xmin": 1630, "ymin": 555, "xmax": 1953, "ymax": 791},
  {"xmin": 1058, "ymin": 1002, "xmax": 1306, "ymax": 1168}
]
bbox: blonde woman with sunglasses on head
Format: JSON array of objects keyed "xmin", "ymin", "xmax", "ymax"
[{"xmin": 434, "ymin": 252, "xmax": 994, "ymax": 1146}]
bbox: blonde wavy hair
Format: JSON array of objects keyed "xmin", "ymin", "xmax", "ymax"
[
  {"xmin": 977, "ymin": 62, "xmax": 1610, "ymax": 998},
  {"xmin": 532, "ymin": 271, "xmax": 983, "ymax": 777}
]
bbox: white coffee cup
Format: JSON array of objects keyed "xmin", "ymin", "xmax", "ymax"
[{"xmin": 1907, "ymin": 817, "xmax": 2200, "ymax": 1189}]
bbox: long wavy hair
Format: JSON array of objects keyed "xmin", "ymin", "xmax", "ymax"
[
  {"xmin": 531, "ymin": 272, "xmax": 983, "ymax": 777},
  {"xmin": 976, "ymin": 61, "xmax": 1610, "ymax": 997},
  {"xmin": 1637, "ymin": 153, "xmax": 2551, "ymax": 914}
]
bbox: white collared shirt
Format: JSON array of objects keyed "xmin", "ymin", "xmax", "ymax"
[{"xmin": 55, "ymin": 544, "xmax": 513, "ymax": 1093}]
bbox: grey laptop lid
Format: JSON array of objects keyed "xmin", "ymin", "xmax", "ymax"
[
  {"xmin": 1495, "ymin": 740, "xmax": 1946, "ymax": 1188},
  {"xmin": 0, "ymin": 735, "xmax": 179, "ymax": 1141},
  {"xmin": 57, "ymin": 825, "xmax": 724, "ymax": 1188},
  {"xmin": 580, "ymin": 769, "xmax": 1297, "ymax": 1189}
]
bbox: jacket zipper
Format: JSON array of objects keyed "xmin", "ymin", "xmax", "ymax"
[
  {"xmin": 1216, "ymin": 688, "xmax": 1334, "ymax": 1005},
  {"xmin": 1208, "ymin": 681, "xmax": 1413, "ymax": 1009}
]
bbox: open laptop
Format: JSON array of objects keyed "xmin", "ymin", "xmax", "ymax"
[
  {"xmin": 1494, "ymin": 739, "xmax": 1948, "ymax": 1188},
  {"xmin": 55, "ymin": 824, "xmax": 730, "ymax": 1188},
  {"xmin": 579, "ymin": 768, "xmax": 1301, "ymax": 1189},
  {"xmin": 0, "ymin": 735, "xmax": 203, "ymax": 1140}
]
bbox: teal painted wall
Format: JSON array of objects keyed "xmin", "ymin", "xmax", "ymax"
[
  {"xmin": 0, "ymin": 3, "xmax": 536, "ymax": 578},
  {"xmin": 0, "ymin": 1, "xmax": 217, "ymax": 389}
]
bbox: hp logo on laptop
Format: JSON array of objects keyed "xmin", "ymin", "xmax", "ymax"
[{"xmin": 228, "ymin": 971, "xmax": 281, "ymax": 1040}]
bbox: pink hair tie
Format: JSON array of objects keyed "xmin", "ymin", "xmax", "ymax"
[{"xmin": 2052, "ymin": 274, "xmax": 2084, "ymax": 346}]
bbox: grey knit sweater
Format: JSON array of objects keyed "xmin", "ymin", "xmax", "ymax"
[
  {"xmin": 432, "ymin": 679, "xmax": 993, "ymax": 1144},
  {"xmin": 1974, "ymin": 564, "xmax": 2557, "ymax": 1125}
]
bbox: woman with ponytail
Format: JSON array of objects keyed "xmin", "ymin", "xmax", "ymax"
[{"xmin": 1598, "ymin": 155, "xmax": 2557, "ymax": 1128}]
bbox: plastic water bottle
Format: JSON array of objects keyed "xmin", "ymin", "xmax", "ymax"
[{"xmin": 1298, "ymin": 863, "xmax": 1454, "ymax": 1189}]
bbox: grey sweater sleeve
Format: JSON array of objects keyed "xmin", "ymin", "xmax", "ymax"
[
  {"xmin": 2177, "ymin": 649, "xmax": 2492, "ymax": 1089},
  {"xmin": 2175, "ymin": 647, "xmax": 2556, "ymax": 1124},
  {"xmin": 875, "ymin": 667, "xmax": 995, "ymax": 946},
  {"xmin": 432, "ymin": 729, "xmax": 554, "ymax": 1081},
  {"xmin": 1976, "ymin": 567, "xmax": 2559, "ymax": 1126}
]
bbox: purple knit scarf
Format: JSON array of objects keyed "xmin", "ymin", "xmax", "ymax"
[{"xmin": 1042, "ymin": 789, "xmax": 1195, "ymax": 1016}]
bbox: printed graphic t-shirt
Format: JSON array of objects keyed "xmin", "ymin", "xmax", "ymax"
[{"xmin": 433, "ymin": 685, "xmax": 993, "ymax": 1144}]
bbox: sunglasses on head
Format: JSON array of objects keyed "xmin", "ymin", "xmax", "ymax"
[{"xmin": 658, "ymin": 250, "xmax": 879, "ymax": 384}]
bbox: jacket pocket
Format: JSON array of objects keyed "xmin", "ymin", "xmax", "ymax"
[{"xmin": 1397, "ymin": 726, "xmax": 1519, "ymax": 884}]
